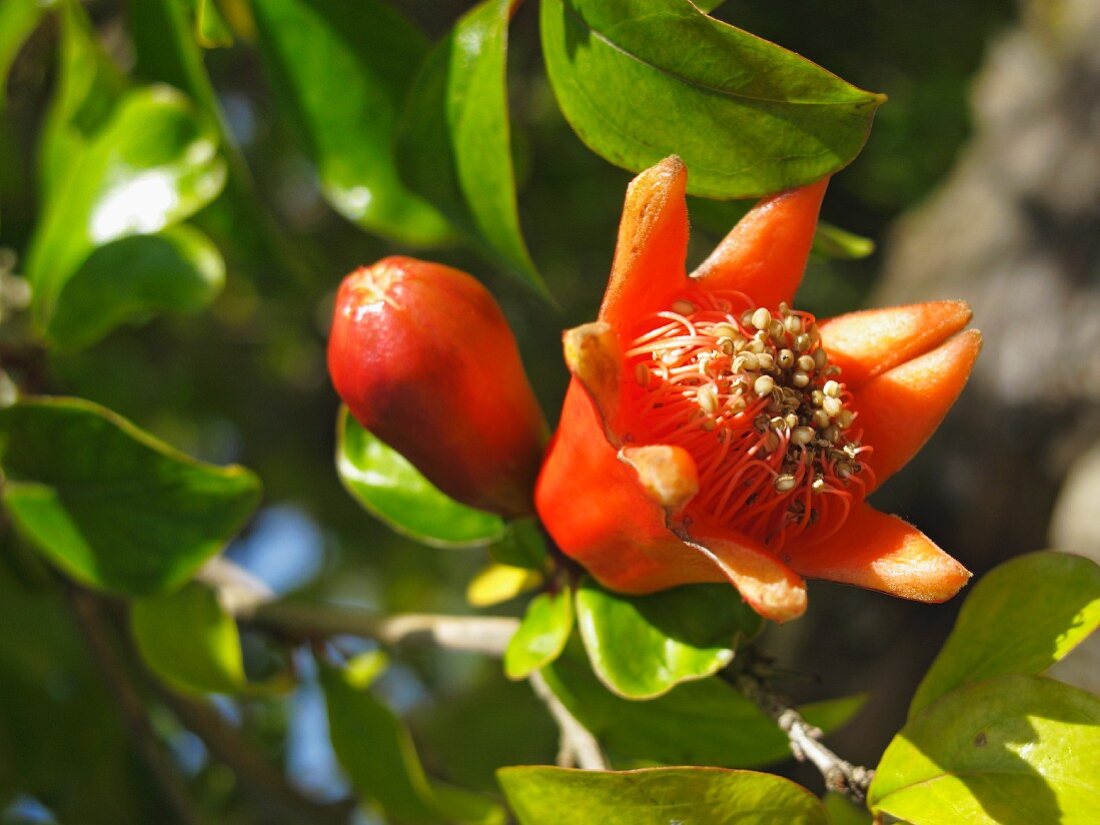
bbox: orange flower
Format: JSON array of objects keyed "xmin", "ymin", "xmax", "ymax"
[
  {"xmin": 329, "ymin": 257, "xmax": 546, "ymax": 518},
  {"xmin": 536, "ymin": 157, "xmax": 980, "ymax": 622}
]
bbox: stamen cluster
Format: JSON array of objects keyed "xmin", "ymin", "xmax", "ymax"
[{"xmin": 624, "ymin": 291, "xmax": 873, "ymax": 548}]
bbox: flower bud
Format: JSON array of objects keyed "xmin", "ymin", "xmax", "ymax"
[{"xmin": 328, "ymin": 257, "xmax": 546, "ymax": 518}]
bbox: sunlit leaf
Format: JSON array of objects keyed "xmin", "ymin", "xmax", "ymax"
[
  {"xmin": 336, "ymin": 406, "xmax": 505, "ymax": 548},
  {"xmin": 46, "ymin": 225, "xmax": 225, "ymax": 352},
  {"xmin": 505, "ymin": 589, "xmax": 573, "ymax": 680},
  {"xmin": 542, "ymin": 644, "xmax": 864, "ymax": 768},
  {"xmin": 467, "ymin": 563, "xmax": 543, "ymax": 608},
  {"xmin": 812, "ymin": 222, "xmax": 875, "ymax": 259},
  {"xmin": 250, "ymin": 0, "xmax": 451, "ymax": 245},
  {"xmin": 541, "ymin": 0, "xmax": 884, "ymax": 198},
  {"xmin": 871, "ymin": 675, "xmax": 1100, "ymax": 824},
  {"xmin": 575, "ymin": 577, "xmax": 762, "ymax": 698},
  {"xmin": 910, "ymin": 551, "xmax": 1100, "ymax": 718},
  {"xmin": 498, "ymin": 765, "xmax": 828, "ymax": 824},
  {"xmin": 131, "ymin": 581, "xmax": 245, "ymax": 694},
  {"xmin": 0, "ymin": 397, "xmax": 261, "ymax": 596},
  {"xmin": 397, "ymin": 0, "xmax": 545, "ymax": 294},
  {"xmin": 0, "ymin": 0, "xmax": 50, "ymax": 107},
  {"xmin": 27, "ymin": 84, "xmax": 226, "ymax": 337},
  {"xmin": 195, "ymin": 0, "xmax": 233, "ymax": 48},
  {"xmin": 320, "ymin": 660, "xmax": 506, "ymax": 825},
  {"xmin": 823, "ymin": 792, "xmax": 872, "ymax": 825}
]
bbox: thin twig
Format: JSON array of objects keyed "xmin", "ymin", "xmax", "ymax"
[
  {"xmin": 247, "ymin": 602, "xmax": 521, "ymax": 657},
  {"xmin": 66, "ymin": 587, "xmax": 203, "ymax": 825},
  {"xmin": 529, "ymin": 671, "xmax": 608, "ymax": 771},
  {"xmin": 728, "ymin": 668, "xmax": 874, "ymax": 802}
]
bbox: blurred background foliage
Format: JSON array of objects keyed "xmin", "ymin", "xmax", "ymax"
[{"xmin": 4, "ymin": 0, "xmax": 1074, "ymax": 821}]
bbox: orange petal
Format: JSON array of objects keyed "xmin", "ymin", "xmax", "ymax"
[
  {"xmin": 536, "ymin": 381, "xmax": 719, "ymax": 594},
  {"xmin": 683, "ymin": 530, "xmax": 808, "ymax": 623},
  {"xmin": 620, "ymin": 445, "xmax": 699, "ymax": 513},
  {"xmin": 852, "ymin": 329, "xmax": 982, "ymax": 490},
  {"xmin": 598, "ymin": 157, "xmax": 690, "ymax": 336},
  {"xmin": 691, "ymin": 178, "xmax": 828, "ymax": 309},
  {"xmin": 785, "ymin": 504, "xmax": 971, "ymax": 602},
  {"xmin": 562, "ymin": 321, "xmax": 623, "ymax": 435},
  {"xmin": 819, "ymin": 301, "xmax": 973, "ymax": 388}
]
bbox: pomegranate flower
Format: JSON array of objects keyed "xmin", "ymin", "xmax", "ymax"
[
  {"xmin": 536, "ymin": 157, "xmax": 980, "ymax": 622},
  {"xmin": 329, "ymin": 257, "xmax": 547, "ymax": 519}
]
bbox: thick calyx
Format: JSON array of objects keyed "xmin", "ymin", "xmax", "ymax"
[{"xmin": 623, "ymin": 291, "xmax": 873, "ymax": 549}]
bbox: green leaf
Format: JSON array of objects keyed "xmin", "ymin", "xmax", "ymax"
[
  {"xmin": 870, "ymin": 675, "xmax": 1100, "ymax": 824},
  {"xmin": 812, "ymin": 222, "xmax": 875, "ymax": 260},
  {"xmin": 45, "ymin": 225, "xmax": 225, "ymax": 351},
  {"xmin": 194, "ymin": 0, "xmax": 233, "ymax": 48},
  {"xmin": 0, "ymin": 397, "xmax": 261, "ymax": 596},
  {"xmin": 910, "ymin": 551, "xmax": 1100, "ymax": 718},
  {"xmin": 575, "ymin": 577, "xmax": 762, "ymax": 698},
  {"xmin": 498, "ymin": 766, "xmax": 827, "ymax": 824},
  {"xmin": 0, "ymin": 0, "xmax": 50, "ymax": 107},
  {"xmin": 27, "ymin": 84, "xmax": 227, "ymax": 334},
  {"xmin": 542, "ymin": 645, "xmax": 864, "ymax": 768},
  {"xmin": 320, "ymin": 660, "xmax": 505, "ymax": 825},
  {"xmin": 130, "ymin": 581, "xmax": 245, "ymax": 694},
  {"xmin": 823, "ymin": 793, "xmax": 872, "ymax": 825},
  {"xmin": 397, "ymin": 0, "xmax": 545, "ymax": 294},
  {"xmin": 488, "ymin": 519, "xmax": 550, "ymax": 570},
  {"xmin": 336, "ymin": 406, "xmax": 505, "ymax": 548},
  {"xmin": 250, "ymin": 0, "xmax": 451, "ymax": 246},
  {"xmin": 467, "ymin": 563, "xmax": 543, "ymax": 607},
  {"xmin": 505, "ymin": 589, "xmax": 574, "ymax": 680},
  {"xmin": 540, "ymin": 0, "xmax": 884, "ymax": 198}
]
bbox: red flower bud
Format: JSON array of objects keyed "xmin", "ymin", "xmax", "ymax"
[
  {"xmin": 536, "ymin": 158, "xmax": 979, "ymax": 622},
  {"xmin": 328, "ymin": 257, "xmax": 546, "ymax": 518}
]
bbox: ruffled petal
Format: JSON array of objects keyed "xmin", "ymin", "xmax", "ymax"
[
  {"xmin": 852, "ymin": 330, "xmax": 982, "ymax": 490},
  {"xmin": 598, "ymin": 157, "xmax": 690, "ymax": 336},
  {"xmin": 683, "ymin": 530, "xmax": 808, "ymax": 623},
  {"xmin": 819, "ymin": 301, "xmax": 973, "ymax": 388},
  {"xmin": 785, "ymin": 503, "xmax": 971, "ymax": 602},
  {"xmin": 691, "ymin": 178, "xmax": 828, "ymax": 309}
]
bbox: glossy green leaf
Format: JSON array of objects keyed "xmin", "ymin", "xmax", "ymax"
[
  {"xmin": 397, "ymin": 0, "xmax": 545, "ymax": 294},
  {"xmin": 467, "ymin": 563, "xmax": 543, "ymax": 607},
  {"xmin": 250, "ymin": 0, "xmax": 451, "ymax": 245},
  {"xmin": 0, "ymin": 0, "xmax": 50, "ymax": 106},
  {"xmin": 320, "ymin": 661, "xmax": 505, "ymax": 825},
  {"xmin": 0, "ymin": 397, "xmax": 261, "ymax": 596},
  {"xmin": 46, "ymin": 225, "xmax": 225, "ymax": 351},
  {"xmin": 505, "ymin": 589, "xmax": 574, "ymax": 680},
  {"xmin": 131, "ymin": 581, "xmax": 244, "ymax": 694},
  {"xmin": 336, "ymin": 406, "xmax": 505, "ymax": 548},
  {"xmin": 540, "ymin": 0, "xmax": 884, "ymax": 198},
  {"xmin": 910, "ymin": 551, "xmax": 1100, "ymax": 718},
  {"xmin": 542, "ymin": 645, "xmax": 864, "ymax": 768},
  {"xmin": 488, "ymin": 519, "xmax": 550, "ymax": 570},
  {"xmin": 871, "ymin": 675, "xmax": 1100, "ymax": 824},
  {"xmin": 693, "ymin": 0, "xmax": 726, "ymax": 12},
  {"xmin": 575, "ymin": 578, "xmax": 762, "ymax": 698},
  {"xmin": 498, "ymin": 766, "xmax": 827, "ymax": 825},
  {"xmin": 194, "ymin": 0, "xmax": 233, "ymax": 48},
  {"xmin": 37, "ymin": 0, "xmax": 127, "ymax": 199},
  {"xmin": 27, "ymin": 85, "xmax": 226, "ymax": 333}
]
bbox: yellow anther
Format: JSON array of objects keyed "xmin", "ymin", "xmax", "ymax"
[
  {"xmin": 754, "ymin": 375, "xmax": 775, "ymax": 396},
  {"xmin": 671, "ymin": 299, "xmax": 696, "ymax": 316},
  {"xmin": 757, "ymin": 353, "xmax": 775, "ymax": 371},
  {"xmin": 823, "ymin": 379, "xmax": 841, "ymax": 398},
  {"xmin": 837, "ymin": 409, "xmax": 854, "ymax": 429},
  {"xmin": 823, "ymin": 396, "xmax": 843, "ymax": 418},
  {"xmin": 794, "ymin": 333, "xmax": 812, "ymax": 352},
  {"xmin": 777, "ymin": 349, "xmax": 795, "ymax": 369},
  {"xmin": 792, "ymin": 426, "xmax": 815, "ymax": 446},
  {"xmin": 791, "ymin": 370, "xmax": 810, "ymax": 388},
  {"xmin": 774, "ymin": 474, "xmax": 797, "ymax": 493},
  {"xmin": 797, "ymin": 354, "xmax": 816, "ymax": 373},
  {"xmin": 813, "ymin": 348, "xmax": 828, "ymax": 370},
  {"xmin": 784, "ymin": 315, "xmax": 803, "ymax": 335},
  {"xmin": 697, "ymin": 385, "xmax": 719, "ymax": 415},
  {"xmin": 751, "ymin": 307, "xmax": 772, "ymax": 330}
]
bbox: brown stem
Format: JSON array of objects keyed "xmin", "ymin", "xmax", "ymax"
[
  {"xmin": 726, "ymin": 667, "xmax": 874, "ymax": 803},
  {"xmin": 66, "ymin": 587, "xmax": 203, "ymax": 825}
]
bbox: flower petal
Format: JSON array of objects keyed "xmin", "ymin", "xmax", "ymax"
[
  {"xmin": 852, "ymin": 329, "xmax": 982, "ymax": 490},
  {"xmin": 562, "ymin": 321, "xmax": 623, "ymax": 436},
  {"xmin": 682, "ymin": 530, "xmax": 808, "ymax": 623},
  {"xmin": 620, "ymin": 445, "xmax": 699, "ymax": 512},
  {"xmin": 598, "ymin": 157, "xmax": 690, "ymax": 336},
  {"xmin": 819, "ymin": 301, "xmax": 973, "ymax": 388},
  {"xmin": 785, "ymin": 503, "xmax": 971, "ymax": 602},
  {"xmin": 536, "ymin": 381, "xmax": 716, "ymax": 593},
  {"xmin": 691, "ymin": 178, "xmax": 828, "ymax": 309}
]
